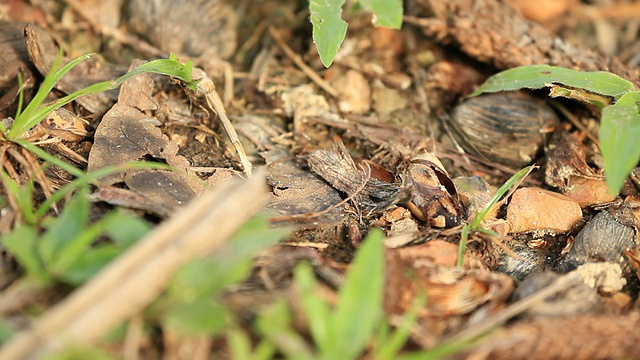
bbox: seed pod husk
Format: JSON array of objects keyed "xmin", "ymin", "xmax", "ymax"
[
  {"xmin": 557, "ymin": 210, "xmax": 637, "ymax": 273},
  {"xmin": 449, "ymin": 92, "xmax": 559, "ymax": 168}
]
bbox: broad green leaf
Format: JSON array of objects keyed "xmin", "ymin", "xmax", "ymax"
[
  {"xmin": 169, "ymin": 214, "xmax": 286, "ymax": 300},
  {"xmin": 1, "ymin": 226, "xmax": 47, "ymax": 282},
  {"xmin": 310, "ymin": 0, "xmax": 348, "ymax": 67},
  {"xmin": 163, "ymin": 299, "xmax": 228, "ymax": 336},
  {"xmin": 333, "ymin": 228, "xmax": 385, "ymax": 359},
  {"xmin": 360, "ymin": 0, "xmax": 403, "ymax": 28},
  {"xmin": 59, "ymin": 246, "xmax": 120, "ymax": 285},
  {"xmin": 38, "ymin": 188, "xmax": 90, "ymax": 266},
  {"xmin": 102, "ymin": 210, "xmax": 151, "ymax": 247},
  {"xmin": 227, "ymin": 328, "xmax": 278, "ymax": 360},
  {"xmin": 294, "ymin": 262, "xmax": 333, "ymax": 357},
  {"xmin": 470, "ymin": 65, "xmax": 635, "ymax": 101},
  {"xmin": 600, "ymin": 92, "xmax": 640, "ymax": 194}
]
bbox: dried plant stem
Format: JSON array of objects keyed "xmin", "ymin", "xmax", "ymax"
[
  {"xmin": 0, "ymin": 171, "xmax": 268, "ymax": 359},
  {"xmin": 194, "ymin": 68, "xmax": 253, "ymax": 177}
]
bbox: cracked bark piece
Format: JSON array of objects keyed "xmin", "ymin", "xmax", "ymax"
[
  {"xmin": 307, "ymin": 140, "xmax": 401, "ymax": 213},
  {"xmin": 87, "ymin": 61, "xmax": 202, "ymax": 216},
  {"xmin": 265, "ymin": 146, "xmax": 346, "ymax": 226}
]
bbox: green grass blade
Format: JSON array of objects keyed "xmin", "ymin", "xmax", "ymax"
[
  {"xmin": 360, "ymin": 0, "xmax": 403, "ymax": 28},
  {"xmin": 600, "ymin": 92, "xmax": 640, "ymax": 194},
  {"xmin": 470, "ymin": 166, "xmax": 534, "ymax": 229},
  {"xmin": 310, "ymin": 0, "xmax": 348, "ymax": 67},
  {"xmin": 14, "ymin": 138, "xmax": 86, "ymax": 177},
  {"xmin": 333, "ymin": 228, "xmax": 385, "ymax": 359},
  {"xmin": 15, "ymin": 72, "xmax": 25, "ymax": 121},
  {"xmin": 375, "ymin": 293, "xmax": 425, "ymax": 360},
  {"xmin": 294, "ymin": 262, "xmax": 333, "ymax": 357},
  {"xmin": 110, "ymin": 58, "xmax": 200, "ymax": 90},
  {"xmin": 457, "ymin": 225, "xmax": 470, "ymax": 268},
  {"xmin": 469, "ymin": 65, "xmax": 635, "ymax": 100},
  {"xmin": 10, "ymin": 52, "xmax": 93, "ymax": 138},
  {"xmin": 0, "ymin": 170, "xmax": 36, "ymax": 224}
]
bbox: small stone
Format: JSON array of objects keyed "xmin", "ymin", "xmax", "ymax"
[{"xmin": 507, "ymin": 187, "xmax": 582, "ymax": 235}]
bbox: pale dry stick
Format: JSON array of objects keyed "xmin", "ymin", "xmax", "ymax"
[
  {"xmin": 0, "ymin": 171, "xmax": 269, "ymax": 359},
  {"xmin": 443, "ymin": 271, "xmax": 582, "ymax": 345},
  {"xmin": 267, "ymin": 26, "xmax": 339, "ymax": 98},
  {"xmin": 193, "ymin": 68, "xmax": 253, "ymax": 177}
]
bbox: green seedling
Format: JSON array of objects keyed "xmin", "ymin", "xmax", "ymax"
[
  {"xmin": 457, "ymin": 166, "xmax": 534, "ymax": 267},
  {"xmin": 1, "ymin": 186, "xmax": 151, "ymax": 285},
  {"xmin": 310, "ymin": 0, "xmax": 403, "ymax": 67},
  {"xmin": 258, "ymin": 229, "xmax": 469, "ymax": 360},
  {"xmin": 3, "ymin": 51, "xmax": 199, "ymax": 140},
  {"xmin": 471, "ymin": 64, "xmax": 640, "ymax": 194}
]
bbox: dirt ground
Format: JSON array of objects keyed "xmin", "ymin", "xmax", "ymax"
[{"xmin": 2, "ymin": 0, "xmax": 640, "ymax": 359}]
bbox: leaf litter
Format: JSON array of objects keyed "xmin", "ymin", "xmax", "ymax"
[{"xmin": 2, "ymin": 0, "xmax": 640, "ymax": 359}]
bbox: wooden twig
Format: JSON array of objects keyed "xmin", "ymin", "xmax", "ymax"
[{"xmin": 267, "ymin": 26, "xmax": 339, "ymax": 98}]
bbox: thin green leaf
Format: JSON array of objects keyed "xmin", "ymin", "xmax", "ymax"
[
  {"xmin": 15, "ymin": 72, "xmax": 25, "ymax": 121},
  {"xmin": 333, "ymin": 228, "xmax": 385, "ymax": 359},
  {"xmin": 469, "ymin": 65, "xmax": 635, "ymax": 101},
  {"xmin": 0, "ymin": 170, "xmax": 36, "ymax": 224},
  {"xmin": 294, "ymin": 262, "xmax": 333, "ymax": 357},
  {"xmin": 471, "ymin": 166, "xmax": 534, "ymax": 229},
  {"xmin": 110, "ymin": 58, "xmax": 200, "ymax": 90},
  {"xmin": 310, "ymin": 0, "xmax": 348, "ymax": 67},
  {"xmin": 359, "ymin": 0, "xmax": 403, "ymax": 28},
  {"xmin": 457, "ymin": 225, "xmax": 470, "ymax": 268},
  {"xmin": 10, "ymin": 52, "xmax": 93, "ymax": 138},
  {"xmin": 600, "ymin": 92, "xmax": 640, "ymax": 194},
  {"xmin": 375, "ymin": 293, "xmax": 425, "ymax": 360}
]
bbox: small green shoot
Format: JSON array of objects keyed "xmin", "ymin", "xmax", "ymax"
[
  {"xmin": 457, "ymin": 166, "xmax": 534, "ymax": 267},
  {"xmin": 292, "ymin": 228, "xmax": 384, "ymax": 359},
  {"xmin": 310, "ymin": 0, "xmax": 403, "ymax": 67},
  {"xmin": 5, "ymin": 52, "xmax": 200, "ymax": 140},
  {"xmin": 470, "ymin": 64, "xmax": 640, "ymax": 194},
  {"xmin": 1, "ymin": 187, "xmax": 151, "ymax": 286}
]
